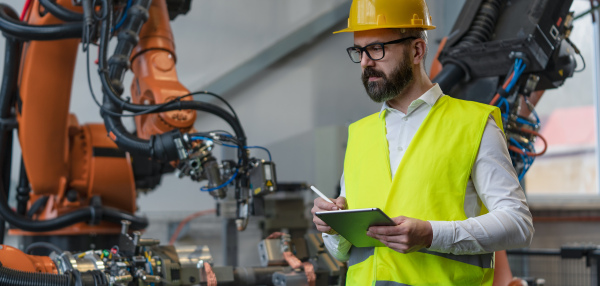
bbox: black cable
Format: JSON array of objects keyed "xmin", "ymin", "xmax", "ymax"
[
  {"xmin": 26, "ymin": 196, "xmax": 48, "ymax": 218},
  {"xmin": 95, "ymin": 1, "xmax": 248, "ymax": 166},
  {"xmin": 87, "ymin": 47, "xmax": 236, "ymax": 119},
  {"xmin": 0, "ymin": 4, "xmax": 83, "ymax": 41},
  {"xmin": 0, "ymin": 29, "xmax": 22, "ymax": 245},
  {"xmin": 192, "ymin": 129, "xmax": 237, "ymax": 138},
  {"xmin": 16, "ymin": 158, "xmax": 31, "ymax": 216},
  {"xmin": 25, "ymin": 241, "xmax": 63, "ymax": 254},
  {"xmin": 0, "ymin": 266, "xmax": 72, "ymax": 286},
  {"xmin": 0, "ymin": 184, "xmax": 148, "ymax": 232},
  {"xmin": 38, "ymin": 0, "xmax": 83, "ymax": 22},
  {"xmin": 574, "ymin": 52, "xmax": 586, "ymax": 72},
  {"xmin": 566, "ymin": 38, "xmax": 586, "ymax": 73},
  {"xmin": 574, "ymin": 4, "xmax": 600, "ymax": 21},
  {"xmin": 197, "ymin": 91, "xmax": 240, "ymax": 122},
  {"xmin": 92, "ymin": 0, "xmax": 109, "ymax": 21}
]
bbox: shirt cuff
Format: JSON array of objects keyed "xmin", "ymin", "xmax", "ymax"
[
  {"xmin": 322, "ymin": 233, "xmax": 352, "ymax": 262},
  {"xmin": 427, "ymin": 220, "xmax": 454, "ymax": 253}
]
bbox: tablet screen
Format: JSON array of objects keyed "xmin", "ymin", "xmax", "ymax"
[{"xmin": 316, "ymin": 208, "xmax": 395, "ymax": 247}]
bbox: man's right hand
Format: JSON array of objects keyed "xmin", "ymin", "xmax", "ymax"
[{"xmin": 311, "ymin": 196, "xmax": 347, "ymax": 234}]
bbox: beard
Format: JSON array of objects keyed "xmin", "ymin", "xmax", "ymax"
[{"xmin": 361, "ymin": 52, "xmax": 414, "ymax": 103}]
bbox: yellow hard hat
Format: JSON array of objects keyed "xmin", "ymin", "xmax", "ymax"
[{"xmin": 334, "ymin": 0, "xmax": 436, "ymax": 34}]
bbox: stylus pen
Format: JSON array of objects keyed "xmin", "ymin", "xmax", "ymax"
[{"xmin": 310, "ymin": 185, "xmax": 334, "ymax": 204}]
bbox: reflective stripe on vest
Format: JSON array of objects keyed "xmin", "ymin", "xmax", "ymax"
[
  {"xmin": 348, "ymin": 247, "xmax": 494, "ymax": 269},
  {"xmin": 344, "ymin": 95, "xmax": 502, "ymax": 285},
  {"xmin": 419, "ymin": 249, "xmax": 494, "ymax": 269},
  {"xmin": 375, "ymin": 281, "xmax": 412, "ymax": 286},
  {"xmin": 348, "ymin": 247, "xmax": 375, "ymax": 266}
]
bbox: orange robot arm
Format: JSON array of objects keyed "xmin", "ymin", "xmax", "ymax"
[
  {"xmin": 2, "ymin": 0, "xmax": 252, "ymax": 243},
  {"xmin": 130, "ymin": 0, "xmax": 196, "ymax": 139}
]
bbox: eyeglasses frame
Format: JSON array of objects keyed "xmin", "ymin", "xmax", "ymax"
[{"xmin": 346, "ymin": 37, "xmax": 418, "ymax": 63}]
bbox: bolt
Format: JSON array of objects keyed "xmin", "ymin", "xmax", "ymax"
[{"xmin": 121, "ymin": 220, "xmax": 131, "ymax": 234}]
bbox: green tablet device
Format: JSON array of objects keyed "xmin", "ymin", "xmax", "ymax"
[{"xmin": 316, "ymin": 208, "xmax": 395, "ymax": 247}]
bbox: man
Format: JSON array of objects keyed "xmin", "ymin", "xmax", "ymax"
[{"xmin": 311, "ymin": 0, "xmax": 534, "ymax": 285}]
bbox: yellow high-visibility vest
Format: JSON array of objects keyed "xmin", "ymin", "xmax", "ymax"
[{"xmin": 344, "ymin": 95, "xmax": 502, "ymax": 285}]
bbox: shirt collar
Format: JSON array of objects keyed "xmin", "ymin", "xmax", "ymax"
[{"xmin": 378, "ymin": 83, "xmax": 444, "ymax": 118}]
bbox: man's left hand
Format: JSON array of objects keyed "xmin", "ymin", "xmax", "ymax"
[{"xmin": 366, "ymin": 216, "xmax": 433, "ymax": 254}]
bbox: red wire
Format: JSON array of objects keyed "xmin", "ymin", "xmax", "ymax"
[
  {"xmin": 489, "ymin": 72, "xmax": 515, "ymax": 106},
  {"xmin": 20, "ymin": 0, "xmax": 32, "ymax": 21},
  {"xmin": 508, "ymin": 128, "xmax": 548, "ymax": 157},
  {"xmin": 168, "ymin": 209, "xmax": 216, "ymax": 245}
]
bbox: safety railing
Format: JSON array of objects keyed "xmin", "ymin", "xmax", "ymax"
[{"xmin": 507, "ymin": 246, "xmax": 600, "ymax": 286}]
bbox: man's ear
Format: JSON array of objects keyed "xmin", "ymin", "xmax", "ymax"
[{"xmin": 412, "ymin": 39, "xmax": 427, "ymax": 65}]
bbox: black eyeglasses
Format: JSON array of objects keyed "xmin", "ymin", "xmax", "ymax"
[{"xmin": 346, "ymin": 37, "xmax": 417, "ymax": 63}]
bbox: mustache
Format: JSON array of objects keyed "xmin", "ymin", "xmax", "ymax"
[{"xmin": 362, "ymin": 67, "xmax": 386, "ymax": 79}]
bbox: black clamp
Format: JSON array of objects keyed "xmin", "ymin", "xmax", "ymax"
[
  {"xmin": 496, "ymin": 86, "xmax": 510, "ymax": 99},
  {"xmin": 508, "ymin": 51, "xmax": 529, "ymax": 67},
  {"xmin": 0, "ymin": 117, "xmax": 17, "ymax": 131},
  {"xmin": 88, "ymin": 196, "xmax": 103, "ymax": 226}
]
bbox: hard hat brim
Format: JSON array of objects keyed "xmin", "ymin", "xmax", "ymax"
[{"xmin": 333, "ymin": 24, "xmax": 436, "ymax": 34}]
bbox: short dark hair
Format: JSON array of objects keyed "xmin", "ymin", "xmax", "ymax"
[{"xmin": 393, "ymin": 28, "xmax": 428, "ymax": 62}]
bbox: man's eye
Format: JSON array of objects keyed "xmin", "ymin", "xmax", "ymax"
[{"xmin": 367, "ymin": 45, "xmax": 383, "ymax": 52}]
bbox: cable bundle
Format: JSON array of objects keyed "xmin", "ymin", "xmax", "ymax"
[{"xmin": 491, "ymin": 58, "xmax": 548, "ymax": 182}]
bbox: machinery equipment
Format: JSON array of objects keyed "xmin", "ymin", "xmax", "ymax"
[
  {"xmin": 0, "ymin": 220, "xmax": 345, "ymax": 286},
  {"xmin": 431, "ymin": 0, "xmax": 581, "ymax": 181},
  {"xmin": 0, "ymin": 0, "xmax": 277, "ymax": 254}
]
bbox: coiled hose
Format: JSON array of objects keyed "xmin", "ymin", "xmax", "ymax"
[
  {"xmin": 0, "ymin": 266, "xmax": 72, "ymax": 286},
  {"xmin": 433, "ymin": 0, "xmax": 505, "ymax": 92},
  {"xmin": 457, "ymin": 0, "xmax": 504, "ymax": 47},
  {"xmin": 0, "ymin": 267, "xmax": 108, "ymax": 286}
]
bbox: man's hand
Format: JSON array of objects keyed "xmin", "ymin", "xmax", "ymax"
[
  {"xmin": 366, "ymin": 216, "xmax": 433, "ymax": 253},
  {"xmin": 311, "ymin": 197, "xmax": 347, "ymax": 234}
]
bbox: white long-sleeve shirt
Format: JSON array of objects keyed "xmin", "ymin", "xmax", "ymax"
[{"xmin": 323, "ymin": 84, "xmax": 534, "ymax": 261}]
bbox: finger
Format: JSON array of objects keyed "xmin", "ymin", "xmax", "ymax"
[
  {"xmin": 333, "ymin": 197, "xmax": 347, "ymax": 210},
  {"xmin": 314, "ymin": 198, "xmax": 339, "ymax": 211},
  {"xmin": 365, "ymin": 233, "xmax": 410, "ymax": 253},
  {"xmin": 316, "ymin": 225, "xmax": 332, "ymax": 233},
  {"xmin": 366, "ymin": 231, "xmax": 408, "ymax": 244},
  {"xmin": 382, "ymin": 241, "xmax": 411, "ymax": 254},
  {"xmin": 368, "ymin": 225, "xmax": 405, "ymax": 236},
  {"xmin": 312, "ymin": 216, "xmax": 328, "ymax": 227},
  {"xmin": 392, "ymin": 216, "xmax": 407, "ymax": 225},
  {"xmin": 310, "ymin": 205, "xmax": 325, "ymax": 215}
]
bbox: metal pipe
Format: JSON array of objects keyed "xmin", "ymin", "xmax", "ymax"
[{"xmin": 593, "ymin": 7, "xmax": 600, "ymax": 197}]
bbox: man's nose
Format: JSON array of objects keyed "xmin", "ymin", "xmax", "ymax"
[{"xmin": 360, "ymin": 52, "xmax": 375, "ymax": 68}]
